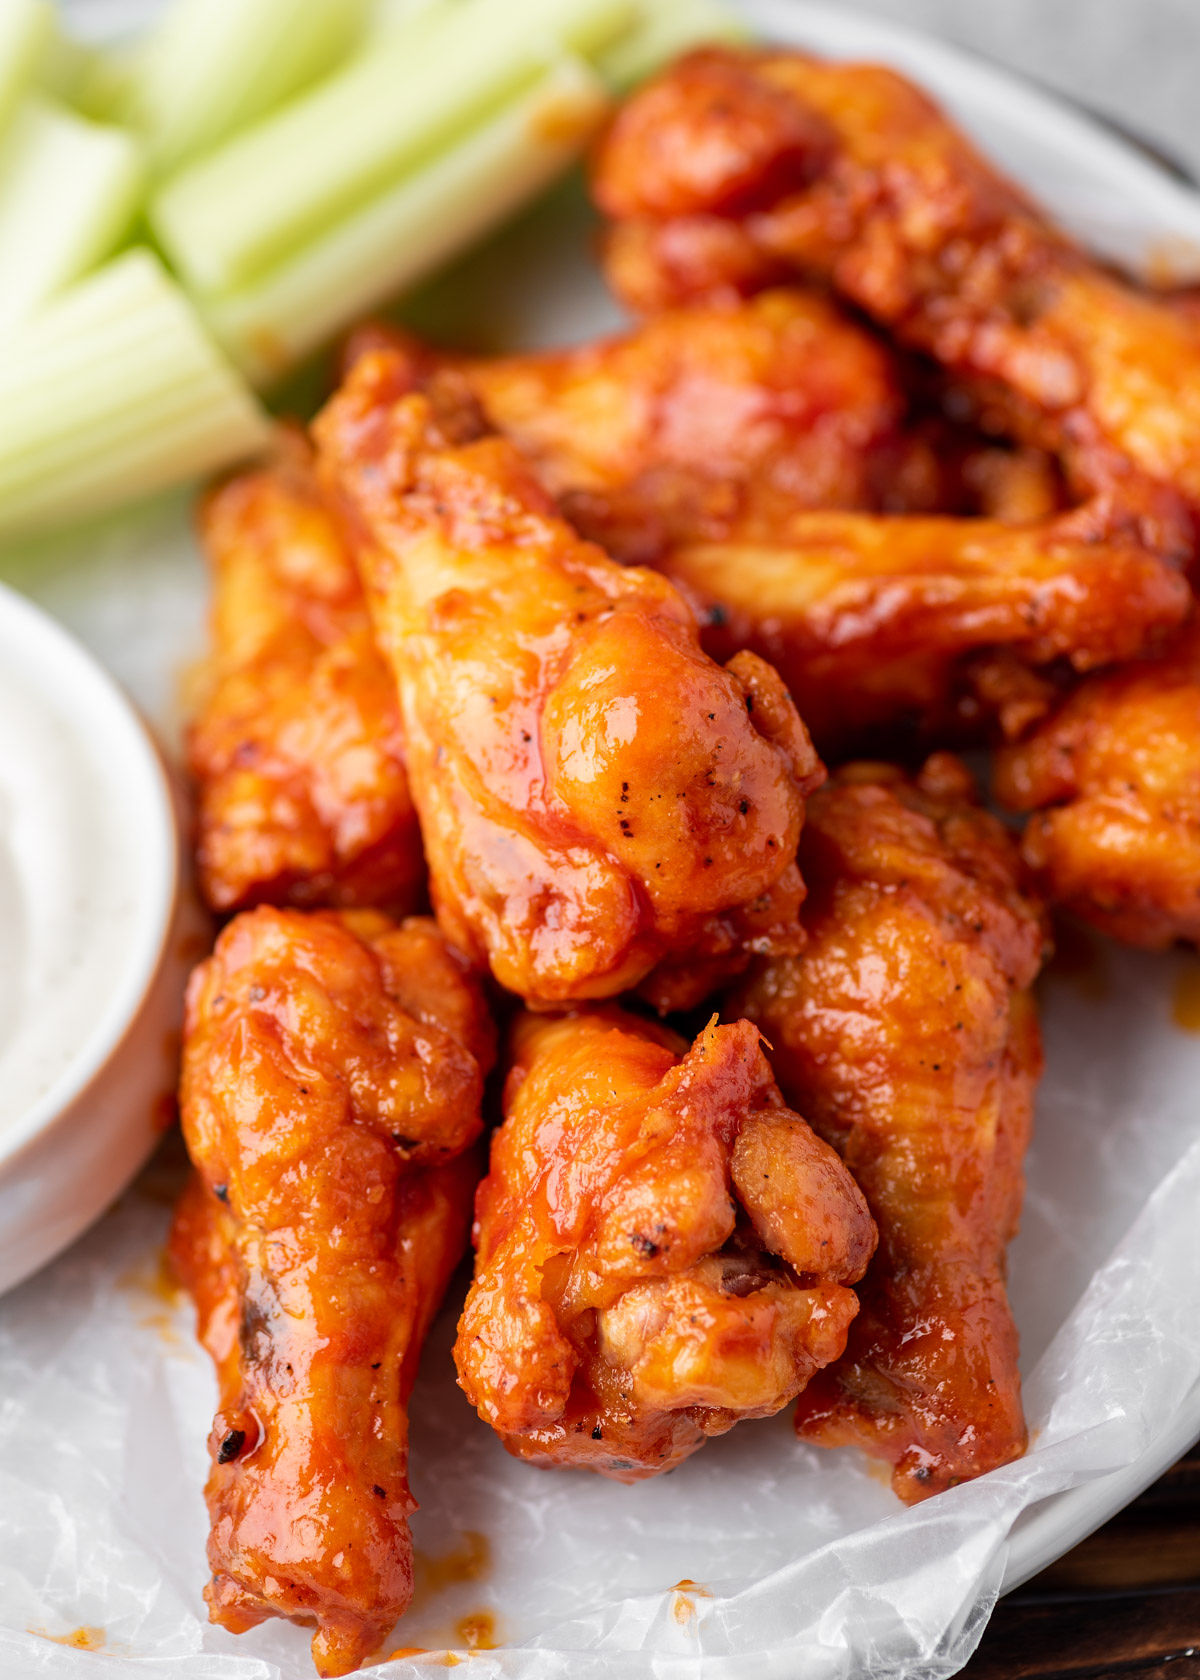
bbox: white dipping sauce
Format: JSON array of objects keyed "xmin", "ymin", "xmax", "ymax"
[{"xmin": 0, "ymin": 585, "xmax": 174, "ymax": 1144}]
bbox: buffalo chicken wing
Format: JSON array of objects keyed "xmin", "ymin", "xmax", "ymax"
[
  {"xmin": 454, "ymin": 1008, "xmax": 875, "ymax": 1479},
  {"xmin": 731, "ymin": 757, "xmax": 1047, "ymax": 1500},
  {"xmin": 457, "ymin": 289, "xmax": 901, "ymax": 557},
  {"xmin": 314, "ymin": 356, "xmax": 823, "ymax": 1011},
  {"xmin": 663, "ymin": 497, "xmax": 1190, "ymax": 752},
  {"xmin": 171, "ymin": 907, "xmax": 494, "ymax": 1676}
]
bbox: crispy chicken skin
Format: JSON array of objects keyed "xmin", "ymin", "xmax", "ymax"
[
  {"xmin": 188, "ymin": 433, "xmax": 423, "ymax": 916},
  {"xmin": 663, "ymin": 496, "xmax": 1191, "ymax": 752},
  {"xmin": 595, "ymin": 48, "xmax": 1200, "ymax": 522},
  {"xmin": 313, "ymin": 353, "xmax": 823, "ymax": 1012},
  {"xmin": 454, "ymin": 1008, "xmax": 876, "ymax": 1480},
  {"xmin": 170, "ymin": 907, "xmax": 494, "ymax": 1677},
  {"xmin": 995, "ymin": 621, "xmax": 1200, "ymax": 947},
  {"xmin": 731, "ymin": 757, "xmax": 1047, "ymax": 1501}
]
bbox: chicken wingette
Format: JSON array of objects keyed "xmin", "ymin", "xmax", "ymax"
[{"xmin": 663, "ymin": 497, "xmax": 1189, "ymax": 752}]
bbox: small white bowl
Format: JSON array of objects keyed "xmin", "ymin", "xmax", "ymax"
[{"xmin": 0, "ymin": 580, "xmax": 191, "ymax": 1296}]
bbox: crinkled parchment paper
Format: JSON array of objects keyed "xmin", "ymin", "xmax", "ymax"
[{"xmin": 3, "ymin": 3, "xmax": 1200, "ymax": 1675}]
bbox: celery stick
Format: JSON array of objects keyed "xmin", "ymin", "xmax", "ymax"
[
  {"xmin": 0, "ymin": 97, "xmax": 143, "ymax": 327},
  {"xmin": 600, "ymin": 0, "xmax": 749, "ymax": 91},
  {"xmin": 35, "ymin": 18, "xmax": 94, "ymax": 104},
  {"xmin": 0, "ymin": 0, "xmax": 53, "ymax": 130},
  {"xmin": 203, "ymin": 56, "xmax": 609, "ymax": 387},
  {"xmin": 124, "ymin": 0, "xmax": 372, "ymax": 177},
  {"xmin": 0, "ymin": 249, "xmax": 271, "ymax": 540},
  {"xmin": 151, "ymin": 0, "xmax": 635, "ymax": 293},
  {"xmin": 73, "ymin": 39, "xmax": 144, "ymax": 124},
  {"xmin": 369, "ymin": 0, "xmax": 454, "ymax": 30}
]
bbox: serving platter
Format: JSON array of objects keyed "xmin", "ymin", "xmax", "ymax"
[{"xmin": 1, "ymin": 3, "xmax": 1199, "ymax": 1676}]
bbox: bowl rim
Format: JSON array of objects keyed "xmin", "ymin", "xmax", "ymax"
[{"xmin": 0, "ymin": 579, "xmax": 180, "ymax": 1168}]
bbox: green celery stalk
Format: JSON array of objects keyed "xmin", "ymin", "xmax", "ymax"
[
  {"xmin": 599, "ymin": 0, "xmax": 749, "ymax": 91},
  {"xmin": 151, "ymin": 0, "xmax": 635, "ymax": 293},
  {"xmin": 123, "ymin": 0, "xmax": 373, "ymax": 177},
  {"xmin": 0, "ymin": 0, "xmax": 53, "ymax": 130},
  {"xmin": 203, "ymin": 55, "xmax": 609, "ymax": 387},
  {"xmin": 72, "ymin": 39, "xmax": 145, "ymax": 123},
  {"xmin": 0, "ymin": 249, "xmax": 271, "ymax": 540},
  {"xmin": 35, "ymin": 16, "xmax": 95, "ymax": 104},
  {"xmin": 369, "ymin": 0, "xmax": 454, "ymax": 30},
  {"xmin": 0, "ymin": 97, "xmax": 143, "ymax": 328}
]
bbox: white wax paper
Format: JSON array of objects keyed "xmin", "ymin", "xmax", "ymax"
[{"xmin": 4, "ymin": 3, "xmax": 1200, "ymax": 1676}]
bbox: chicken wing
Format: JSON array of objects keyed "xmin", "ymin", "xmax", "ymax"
[
  {"xmin": 188, "ymin": 431, "xmax": 423, "ymax": 916},
  {"xmin": 454, "ymin": 1008, "xmax": 875, "ymax": 1480},
  {"xmin": 313, "ymin": 355, "xmax": 823, "ymax": 1012},
  {"xmin": 453, "ymin": 290, "xmax": 901, "ymax": 558},
  {"xmin": 594, "ymin": 48, "xmax": 1200, "ymax": 525},
  {"xmin": 995, "ymin": 620, "xmax": 1200, "ymax": 947},
  {"xmin": 171, "ymin": 906, "xmax": 494, "ymax": 1677},
  {"xmin": 730, "ymin": 756, "xmax": 1047, "ymax": 1501},
  {"xmin": 663, "ymin": 496, "xmax": 1190, "ymax": 753}
]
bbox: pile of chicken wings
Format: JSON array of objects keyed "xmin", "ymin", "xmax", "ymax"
[{"xmin": 173, "ymin": 45, "xmax": 1200, "ymax": 1677}]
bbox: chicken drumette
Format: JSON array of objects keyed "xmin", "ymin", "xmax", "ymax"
[
  {"xmin": 731, "ymin": 757, "xmax": 1047, "ymax": 1501},
  {"xmin": 188, "ymin": 433, "xmax": 422, "ymax": 916},
  {"xmin": 455, "ymin": 1008, "xmax": 875, "ymax": 1479},
  {"xmin": 313, "ymin": 354, "xmax": 822, "ymax": 1012},
  {"xmin": 171, "ymin": 907, "xmax": 494, "ymax": 1677}
]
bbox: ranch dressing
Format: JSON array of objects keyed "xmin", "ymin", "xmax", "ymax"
[{"xmin": 0, "ymin": 585, "xmax": 173, "ymax": 1144}]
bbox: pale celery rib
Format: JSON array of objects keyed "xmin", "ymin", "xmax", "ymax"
[
  {"xmin": 204, "ymin": 56, "xmax": 610, "ymax": 388},
  {"xmin": 0, "ymin": 0, "xmax": 53, "ymax": 130},
  {"xmin": 150, "ymin": 0, "xmax": 636, "ymax": 294},
  {"xmin": 0, "ymin": 250, "xmax": 271, "ymax": 541},
  {"xmin": 120, "ymin": 0, "xmax": 373, "ymax": 177},
  {"xmin": 0, "ymin": 97, "xmax": 143, "ymax": 329}
]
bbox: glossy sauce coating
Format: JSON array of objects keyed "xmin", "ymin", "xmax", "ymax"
[
  {"xmin": 595, "ymin": 47, "xmax": 1200, "ymax": 525},
  {"xmin": 731, "ymin": 758, "xmax": 1046, "ymax": 1501},
  {"xmin": 313, "ymin": 357, "xmax": 822, "ymax": 1011},
  {"xmin": 995, "ymin": 620, "xmax": 1200, "ymax": 948},
  {"xmin": 454, "ymin": 1008, "xmax": 875, "ymax": 1479},
  {"xmin": 172, "ymin": 907, "xmax": 494, "ymax": 1676},
  {"xmin": 188, "ymin": 433, "xmax": 423, "ymax": 916},
  {"xmin": 663, "ymin": 496, "xmax": 1190, "ymax": 752}
]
